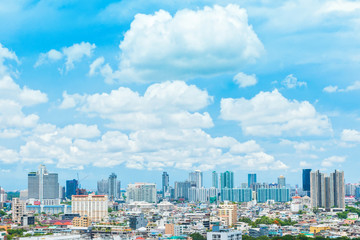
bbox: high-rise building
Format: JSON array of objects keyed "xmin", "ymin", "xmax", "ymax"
[
  {"xmin": 310, "ymin": 170, "xmax": 345, "ymax": 210},
  {"xmin": 66, "ymin": 179, "xmax": 78, "ymax": 199},
  {"xmin": 220, "ymin": 171, "xmax": 234, "ymax": 189},
  {"xmin": 189, "ymin": 170, "xmax": 203, "ymax": 188},
  {"xmin": 278, "ymin": 175, "xmax": 286, "ymax": 188},
  {"xmin": 174, "ymin": 181, "xmax": 191, "ymax": 200},
  {"xmin": 248, "ymin": 173, "xmax": 257, "ymax": 189},
  {"xmin": 12, "ymin": 198, "xmax": 25, "ymax": 223},
  {"xmin": 28, "ymin": 164, "xmax": 59, "ymax": 204},
  {"xmin": 0, "ymin": 187, "xmax": 7, "ymax": 202},
  {"xmin": 162, "ymin": 172, "xmax": 169, "ymax": 198},
  {"xmin": 212, "ymin": 171, "xmax": 219, "ymax": 188},
  {"xmin": 127, "ymin": 183, "xmax": 157, "ymax": 203},
  {"xmin": 302, "ymin": 169, "xmax": 311, "ymax": 192},
  {"xmin": 72, "ymin": 194, "xmax": 108, "ymax": 222},
  {"xmin": 97, "ymin": 179, "xmax": 108, "ymax": 195},
  {"xmin": 257, "ymin": 188, "xmax": 290, "ymax": 203},
  {"xmin": 108, "ymin": 173, "xmax": 121, "ymax": 201},
  {"xmin": 218, "ymin": 201, "xmax": 238, "ymax": 227}
]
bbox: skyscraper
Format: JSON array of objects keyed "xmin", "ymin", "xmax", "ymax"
[
  {"xmin": 212, "ymin": 171, "xmax": 219, "ymax": 188},
  {"xmin": 66, "ymin": 179, "xmax": 78, "ymax": 200},
  {"xmin": 302, "ymin": 169, "xmax": 311, "ymax": 193},
  {"xmin": 162, "ymin": 172, "xmax": 169, "ymax": 198},
  {"xmin": 97, "ymin": 179, "xmax": 108, "ymax": 195},
  {"xmin": 174, "ymin": 181, "xmax": 191, "ymax": 200},
  {"xmin": 108, "ymin": 173, "xmax": 121, "ymax": 201},
  {"xmin": 28, "ymin": 164, "xmax": 59, "ymax": 205},
  {"xmin": 189, "ymin": 170, "xmax": 203, "ymax": 188},
  {"xmin": 278, "ymin": 175, "xmax": 286, "ymax": 188},
  {"xmin": 220, "ymin": 171, "xmax": 234, "ymax": 189},
  {"xmin": 248, "ymin": 173, "xmax": 257, "ymax": 189},
  {"xmin": 310, "ymin": 170, "xmax": 345, "ymax": 210}
]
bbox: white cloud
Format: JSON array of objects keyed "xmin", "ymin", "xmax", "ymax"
[
  {"xmin": 341, "ymin": 129, "xmax": 360, "ymax": 142},
  {"xmin": 0, "ymin": 147, "xmax": 19, "ymax": 164},
  {"xmin": 281, "ymin": 74, "xmax": 306, "ymax": 89},
  {"xmin": 280, "ymin": 139, "xmax": 314, "ymax": 152},
  {"xmin": 233, "ymin": 72, "xmax": 257, "ymax": 88},
  {"xmin": 35, "ymin": 42, "xmax": 96, "ymax": 71},
  {"xmin": 321, "ymin": 156, "xmax": 346, "ymax": 167},
  {"xmin": 220, "ymin": 89, "xmax": 332, "ymax": 136},
  {"xmin": 323, "ymin": 85, "xmax": 338, "ymax": 93},
  {"xmin": 0, "ymin": 45, "xmax": 47, "ymax": 130},
  {"xmin": 96, "ymin": 4, "xmax": 263, "ymax": 83},
  {"xmin": 323, "ymin": 81, "xmax": 360, "ymax": 93},
  {"xmin": 60, "ymin": 81, "xmax": 214, "ymax": 130},
  {"xmin": 300, "ymin": 161, "xmax": 311, "ymax": 167}
]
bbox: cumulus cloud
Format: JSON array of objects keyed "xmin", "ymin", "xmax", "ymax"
[
  {"xmin": 92, "ymin": 4, "xmax": 264, "ymax": 83},
  {"xmin": 280, "ymin": 139, "xmax": 314, "ymax": 152},
  {"xmin": 60, "ymin": 81, "xmax": 214, "ymax": 130},
  {"xmin": 17, "ymin": 125, "xmax": 286, "ymax": 170},
  {"xmin": 233, "ymin": 72, "xmax": 257, "ymax": 88},
  {"xmin": 323, "ymin": 85, "xmax": 338, "ymax": 93},
  {"xmin": 35, "ymin": 42, "xmax": 96, "ymax": 71},
  {"xmin": 281, "ymin": 74, "xmax": 306, "ymax": 89},
  {"xmin": 341, "ymin": 129, "xmax": 360, "ymax": 142},
  {"xmin": 323, "ymin": 81, "xmax": 360, "ymax": 93},
  {"xmin": 0, "ymin": 44, "xmax": 47, "ymax": 131},
  {"xmin": 321, "ymin": 156, "xmax": 346, "ymax": 167},
  {"xmin": 220, "ymin": 89, "xmax": 332, "ymax": 136}
]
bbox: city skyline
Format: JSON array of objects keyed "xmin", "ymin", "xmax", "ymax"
[{"xmin": 1, "ymin": 1, "xmax": 360, "ymax": 189}]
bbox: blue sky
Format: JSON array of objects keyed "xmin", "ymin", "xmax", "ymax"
[{"xmin": 1, "ymin": 0, "xmax": 360, "ymax": 191}]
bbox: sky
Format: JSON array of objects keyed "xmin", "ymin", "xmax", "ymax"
[{"xmin": 1, "ymin": 0, "xmax": 360, "ymax": 191}]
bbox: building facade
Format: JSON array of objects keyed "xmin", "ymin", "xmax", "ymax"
[
  {"xmin": 72, "ymin": 194, "xmax": 108, "ymax": 222},
  {"xmin": 310, "ymin": 170, "xmax": 345, "ymax": 210},
  {"xmin": 127, "ymin": 183, "xmax": 157, "ymax": 203},
  {"xmin": 220, "ymin": 171, "xmax": 234, "ymax": 189},
  {"xmin": 28, "ymin": 164, "xmax": 59, "ymax": 204}
]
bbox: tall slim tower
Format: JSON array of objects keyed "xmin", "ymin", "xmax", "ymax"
[
  {"xmin": 162, "ymin": 172, "xmax": 169, "ymax": 198},
  {"xmin": 311, "ymin": 170, "xmax": 345, "ymax": 210},
  {"xmin": 302, "ymin": 169, "xmax": 311, "ymax": 193},
  {"xmin": 220, "ymin": 171, "xmax": 234, "ymax": 189},
  {"xmin": 108, "ymin": 173, "xmax": 120, "ymax": 201},
  {"xmin": 278, "ymin": 175, "xmax": 286, "ymax": 188},
  {"xmin": 212, "ymin": 171, "xmax": 219, "ymax": 188},
  {"xmin": 189, "ymin": 170, "xmax": 203, "ymax": 188},
  {"xmin": 248, "ymin": 173, "xmax": 257, "ymax": 189}
]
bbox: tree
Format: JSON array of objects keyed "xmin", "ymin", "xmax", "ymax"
[{"xmin": 190, "ymin": 233, "xmax": 206, "ymax": 240}]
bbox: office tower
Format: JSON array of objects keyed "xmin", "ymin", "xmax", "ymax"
[
  {"xmin": 220, "ymin": 171, "xmax": 234, "ymax": 189},
  {"xmin": 212, "ymin": 171, "xmax": 219, "ymax": 188},
  {"xmin": 72, "ymin": 194, "xmax": 108, "ymax": 222},
  {"xmin": 162, "ymin": 172, "xmax": 169, "ymax": 198},
  {"xmin": 302, "ymin": 169, "xmax": 311, "ymax": 192},
  {"xmin": 12, "ymin": 198, "xmax": 25, "ymax": 223},
  {"xmin": 278, "ymin": 175, "xmax": 286, "ymax": 188},
  {"xmin": 310, "ymin": 170, "xmax": 345, "ymax": 210},
  {"xmin": 108, "ymin": 173, "xmax": 121, "ymax": 201},
  {"xmin": 218, "ymin": 201, "xmax": 237, "ymax": 227},
  {"xmin": 174, "ymin": 181, "xmax": 191, "ymax": 200},
  {"xmin": 127, "ymin": 183, "xmax": 157, "ymax": 203},
  {"xmin": 28, "ymin": 164, "xmax": 59, "ymax": 204},
  {"xmin": 345, "ymin": 183, "xmax": 357, "ymax": 196},
  {"xmin": 66, "ymin": 179, "xmax": 78, "ymax": 199},
  {"xmin": 59, "ymin": 186, "xmax": 65, "ymax": 200},
  {"xmin": 189, "ymin": 170, "xmax": 203, "ymax": 188},
  {"xmin": 97, "ymin": 179, "xmax": 108, "ymax": 195},
  {"xmin": 0, "ymin": 187, "xmax": 6, "ymax": 202},
  {"xmin": 248, "ymin": 173, "xmax": 257, "ymax": 189}
]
